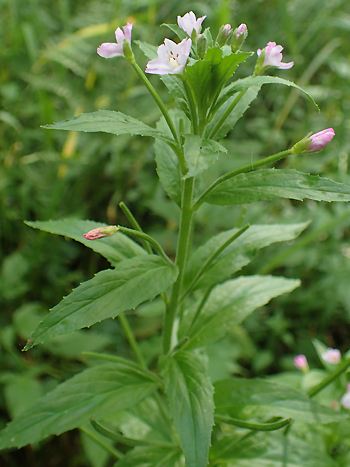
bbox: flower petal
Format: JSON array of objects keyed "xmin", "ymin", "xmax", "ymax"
[{"xmin": 97, "ymin": 42, "xmax": 124, "ymax": 58}]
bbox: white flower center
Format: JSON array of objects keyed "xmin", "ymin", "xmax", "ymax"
[{"xmin": 168, "ymin": 50, "xmax": 180, "ymax": 68}]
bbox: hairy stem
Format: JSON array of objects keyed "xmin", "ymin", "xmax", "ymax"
[
  {"xmin": 308, "ymin": 358, "xmax": 350, "ymax": 398},
  {"xmin": 194, "ymin": 148, "xmax": 292, "ymax": 210},
  {"xmin": 163, "ymin": 177, "xmax": 195, "ymax": 353}
]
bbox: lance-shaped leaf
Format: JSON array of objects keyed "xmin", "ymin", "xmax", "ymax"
[
  {"xmin": 183, "ymin": 135, "xmax": 227, "ymax": 178},
  {"xmin": 25, "ymin": 255, "xmax": 178, "ymax": 348},
  {"xmin": 185, "ymin": 275, "xmax": 300, "ymax": 349},
  {"xmin": 185, "ymin": 222, "xmax": 308, "ymax": 290},
  {"xmin": 0, "ymin": 361, "xmax": 157, "ymax": 450},
  {"xmin": 217, "ymin": 75, "xmax": 318, "ymax": 110},
  {"xmin": 26, "ymin": 219, "xmax": 145, "ymax": 266},
  {"xmin": 163, "ymin": 351, "xmax": 214, "ymax": 467},
  {"xmin": 43, "ymin": 110, "xmax": 170, "ymax": 142},
  {"xmin": 214, "ymin": 377, "xmax": 344, "ymax": 425},
  {"xmin": 204, "ymin": 169, "xmax": 350, "ymax": 205}
]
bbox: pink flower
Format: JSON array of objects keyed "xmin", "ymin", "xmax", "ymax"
[
  {"xmin": 235, "ymin": 23, "xmax": 248, "ymax": 38},
  {"xmin": 83, "ymin": 226, "xmax": 119, "ymax": 240},
  {"xmin": 97, "ymin": 23, "xmax": 133, "ymax": 58},
  {"xmin": 294, "ymin": 354, "xmax": 309, "ymax": 372},
  {"xmin": 145, "ymin": 38, "xmax": 192, "ymax": 75},
  {"xmin": 309, "ymin": 128, "xmax": 335, "ymax": 152},
  {"xmin": 257, "ymin": 41, "xmax": 294, "ymax": 70},
  {"xmin": 177, "ymin": 11, "xmax": 206, "ymax": 37},
  {"xmin": 321, "ymin": 348, "xmax": 341, "ymax": 365}
]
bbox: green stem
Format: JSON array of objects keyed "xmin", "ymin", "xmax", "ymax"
[
  {"xmin": 118, "ymin": 312, "xmax": 146, "ymax": 369},
  {"xmin": 117, "ymin": 226, "xmax": 172, "ymax": 264},
  {"xmin": 130, "ymin": 59, "xmax": 187, "ymax": 173},
  {"xmin": 181, "ymin": 224, "xmax": 250, "ymax": 299},
  {"xmin": 216, "ymin": 415, "xmax": 292, "ymax": 432},
  {"xmin": 163, "ymin": 177, "xmax": 195, "ymax": 353},
  {"xmin": 119, "ymin": 202, "xmax": 152, "ymax": 254},
  {"xmin": 186, "ymin": 286, "xmax": 213, "ymax": 336},
  {"xmin": 308, "ymin": 358, "xmax": 350, "ymax": 398},
  {"xmin": 80, "ymin": 427, "xmax": 122, "ymax": 460},
  {"xmin": 194, "ymin": 148, "xmax": 292, "ymax": 210},
  {"xmin": 208, "ymin": 89, "xmax": 246, "ymax": 139}
]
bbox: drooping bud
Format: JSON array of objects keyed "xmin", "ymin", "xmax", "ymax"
[
  {"xmin": 83, "ymin": 225, "xmax": 119, "ymax": 240},
  {"xmin": 293, "ymin": 354, "xmax": 309, "ymax": 372},
  {"xmin": 216, "ymin": 24, "xmax": 233, "ymax": 47},
  {"xmin": 321, "ymin": 347, "xmax": 341, "ymax": 365},
  {"xmin": 232, "ymin": 23, "xmax": 248, "ymax": 51},
  {"xmin": 291, "ymin": 128, "xmax": 335, "ymax": 154}
]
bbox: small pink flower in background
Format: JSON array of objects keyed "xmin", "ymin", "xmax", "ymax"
[
  {"xmin": 83, "ymin": 226, "xmax": 119, "ymax": 240},
  {"xmin": 145, "ymin": 38, "xmax": 192, "ymax": 75},
  {"xmin": 341, "ymin": 384, "xmax": 350, "ymax": 409},
  {"xmin": 294, "ymin": 354, "xmax": 309, "ymax": 372},
  {"xmin": 309, "ymin": 128, "xmax": 335, "ymax": 152},
  {"xmin": 321, "ymin": 348, "xmax": 341, "ymax": 365},
  {"xmin": 257, "ymin": 41, "xmax": 294, "ymax": 70},
  {"xmin": 235, "ymin": 23, "xmax": 248, "ymax": 38},
  {"xmin": 97, "ymin": 23, "xmax": 133, "ymax": 58},
  {"xmin": 177, "ymin": 11, "xmax": 206, "ymax": 36}
]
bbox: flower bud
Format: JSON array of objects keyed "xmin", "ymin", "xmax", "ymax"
[
  {"xmin": 292, "ymin": 128, "xmax": 335, "ymax": 154},
  {"xmin": 294, "ymin": 354, "xmax": 309, "ymax": 372},
  {"xmin": 216, "ymin": 24, "xmax": 233, "ymax": 47},
  {"xmin": 321, "ymin": 347, "xmax": 341, "ymax": 365},
  {"xmin": 232, "ymin": 23, "xmax": 248, "ymax": 51},
  {"xmin": 196, "ymin": 34, "xmax": 208, "ymax": 59},
  {"xmin": 83, "ymin": 225, "xmax": 119, "ymax": 240}
]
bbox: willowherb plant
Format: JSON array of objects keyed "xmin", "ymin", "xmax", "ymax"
[{"xmin": 2, "ymin": 10, "xmax": 350, "ymax": 466}]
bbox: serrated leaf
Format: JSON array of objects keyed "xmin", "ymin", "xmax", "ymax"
[
  {"xmin": 185, "ymin": 276, "xmax": 300, "ymax": 348},
  {"xmin": 26, "ymin": 255, "xmax": 178, "ymax": 348},
  {"xmin": 185, "ymin": 223, "xmax": 308, "ymax": 290},
  {"xmin": 183, "ymin": 135, "xmax": 227, "ymax": 178},
  {"xmin": 163, "ymin": 351, "xmax": 214, "ymax": 467},
  {"xmin": 25, "ymin": 219, "xmax": 145, "ymax": 266},
  {"xmin": 43, "ymin": 110, "xmax": 170, "ymax": 142},
  {"xmin": 205, "ymin": 169, "xmax": 350, "ymax": 205},
  {"xmin": 0, "ymin": 362, "xmax": 157, "ymax": 449},
  {"xmin": 214, "ymin": 377, "xmax": 344, "ymax": 425}
]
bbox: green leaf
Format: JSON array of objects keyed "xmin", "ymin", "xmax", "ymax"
[
  {"xmin": 25, "ymin": 219, "xmax": 145, "ymax": 266},
  {"xmin": 185, "ymin": 275, "xmax": 300, "ymax": 348},
  {"xmin": 214, "ymin": 377, "xmax": 344, "ymax": 424},
  {"xmin": 211, "ymin": 431, "xmax": 337, "ymax": 466},
  {"xmin": 43, "ymin": 110, "xmax": 169, "ymax": 142},
  {"xmin": 185, "ymin": 222, "xmax": 308, "ymax": 290},
  {"xmin": 3, "ymin": 375, "xmax": 43, "ymax": 419},
  {"xmin": 205, "ymin": 169, "xmax": 350, "ymax": 205},
  {"xmin": 161, "ymin": 23, "xmax": 187, "ymax": 41},
  {"xmin": 0, "ymin": 362, "xmax": 157, "ymax": 449},
  {"xmin": 25, "ymin": 255, "xmax": 178, "ymax": 348},
  {"xmin": 219, "ymin": 75, "xmax": 318, "ymax": 109},
  {"xmin": 185, "ymin": 49, "xmax": 251, "ymax": 116},
  {"xmin": 116, "ymin": 445, "xmax": 181, "ymax": 467},
  {"xmin": 183, "ymin": 135, "xmax": 227, "ymax": 178},
  {"xmin": 163, "ymin": 351, "xmax": 214, "ymax": 467},
  {"xmin": 212, "ymin": 86, "xmax": 261, "ymax": 138}
]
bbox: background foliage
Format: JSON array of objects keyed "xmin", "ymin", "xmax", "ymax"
[{"xmin": 1, "ymin": 0, "xmax": 350, "ymax": 465}]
